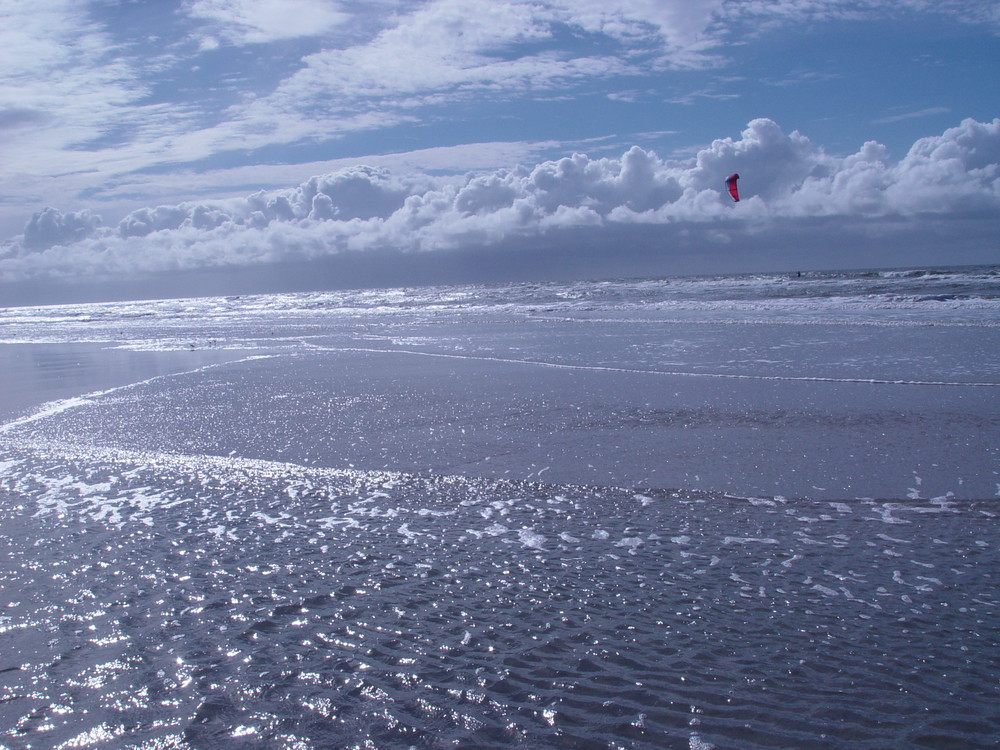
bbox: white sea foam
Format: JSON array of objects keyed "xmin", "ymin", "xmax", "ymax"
[
  {"xmin": 615, "ymin": 536, "xmax": 644, "ymax": 554},
  {"xmin": 723, "ymin": 536, "xmax": 779, "ymax": 545},
  {"xmin": 517, "ymin": 528, "xmax": 546, "ymax": 550}
]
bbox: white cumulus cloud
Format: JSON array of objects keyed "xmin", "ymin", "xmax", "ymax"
[{"xmin": 2, "ymin": 118, "xmax": 997, "ymax": 287}]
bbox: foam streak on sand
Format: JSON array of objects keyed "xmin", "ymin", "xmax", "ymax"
[
  {"xmin": 327, "ymin": 344, "xmax": 1000, "ymax": 387},
  {"xmin": 0, "ymin": 355, "xmax": 276, "ymax": 435}
]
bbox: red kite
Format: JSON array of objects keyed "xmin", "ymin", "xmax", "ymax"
[{"xmin": 726, "ymin": 173, "xmax": 740, "ymax": 202}]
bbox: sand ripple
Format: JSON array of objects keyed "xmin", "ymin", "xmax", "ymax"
[{"xmin": 0, "ymin": 448, "xmax": 998, "ymax": 748}]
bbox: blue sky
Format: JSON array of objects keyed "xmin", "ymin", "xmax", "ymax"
[{"xmin": 1, "ymin": 0, "xmax": 998, "ymax": 302}]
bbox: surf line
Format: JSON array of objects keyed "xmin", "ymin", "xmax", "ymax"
[
  {"xmin": 328, "ymin": 346, "xmax": 1000, "ymax": 388},
  {"xmin": 0, "ymin": 355, "xmax": 277, "ymax": 435}
]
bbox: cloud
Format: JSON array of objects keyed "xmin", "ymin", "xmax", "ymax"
[
  {"xmin": 185, "ymin": 0, "xmax": 350, "ymax": 45},
  {"xmin": 220, "ymin": 0, "xmax": 740, "ymax": 142},
  {"xmin": 0, "ymin": 0, "xmax": 680, "ymax": 203},
  {"xmin": 721, "ymin": 0, "xmax": 1000, "ymax": 28},
  {"xmin": 874, "ymin": 107, "xmax": 951, "ymax": 124},
  {"xmin": 2, "ymin": 118, "xmax": 997, "ymax": 287},
  {"xmin": 21, "ymin": 207, "xmax": 103, "ymax": 252},
  {"xmin": 2, "ymin": 0, "xmax": 997, "ymax": 236},
  {"xmin": 0, "ymin": 106, "xmax": 51, "ymax": 130},
  {"xmin": 547, "ymin": 0, "xmax": 727, "ymax": 66},
  {"xmin": 244, "ymin": 0, "xmax": 632, "ymax": 129}
]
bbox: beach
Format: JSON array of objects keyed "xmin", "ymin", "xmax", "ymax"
[{"xmin": 1, "ymin": 267, "xmax": 998, "ymax": 748}]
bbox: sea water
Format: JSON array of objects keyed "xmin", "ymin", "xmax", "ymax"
[{"xmin": 0, "ymin": 266, "xmax": 998, "ymax": 748}]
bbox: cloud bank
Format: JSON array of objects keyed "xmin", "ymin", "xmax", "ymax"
[{"xmin": 1, "ymin": 117, "xmax": 998, "ymax": 290}]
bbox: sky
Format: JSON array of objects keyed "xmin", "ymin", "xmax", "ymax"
[{"xmin": 1, "ymin": 0, "xmax": 998, "ymax": 304}]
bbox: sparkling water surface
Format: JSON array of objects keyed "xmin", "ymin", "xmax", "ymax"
[{"xmin": 1, "ymin": 267, "xmax": 998, "ymax": 748}]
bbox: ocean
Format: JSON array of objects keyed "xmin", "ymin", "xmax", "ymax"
[{"xmin": 0, "ymin": 266, "xmax": 998, "ymax": 748}]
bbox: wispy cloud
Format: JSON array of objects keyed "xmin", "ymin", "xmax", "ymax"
[
  {"xmin": 720, "ymin": 0, "xmax": 1000, "ymax": 28},
  {"xmin": 760, "ymin": 69, "xmax": 843, "ymax": 87},
  {"xmin": 186, "ymin": 0, "xmax": 351, "ymax": 46},
  {"xmin": 873, "ymin": 107, "xmax": 951, "ymax": 124},
  {"xmin": 0, "ymin": 1, "xmax": 731, "ymax": 194}
]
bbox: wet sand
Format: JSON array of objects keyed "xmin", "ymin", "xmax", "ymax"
[
  {"xmin": 8, "ymin": 337, "xmax": 998, "ymax": 500},
  {"xmin": 0, "ymin": 342, "xmax": 257, "ymax": 422},
  {"xmin": 1, "ymin": 428, "xmax": 998, "ymax": 749}
]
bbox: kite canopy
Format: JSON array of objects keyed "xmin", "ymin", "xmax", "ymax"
[{"xmin": 726, "ymin": 173, "xmax": 740, "ymax": 202}]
